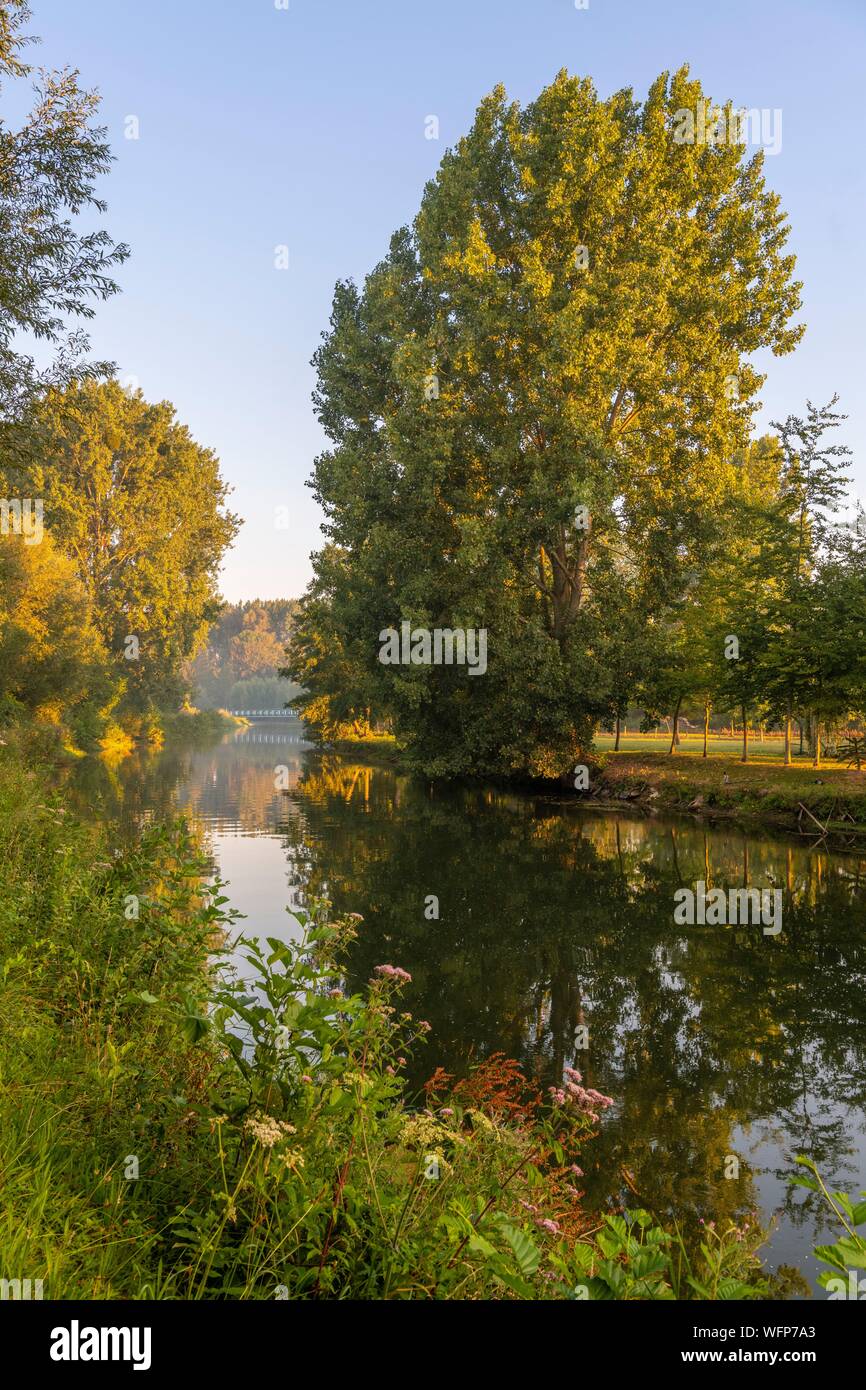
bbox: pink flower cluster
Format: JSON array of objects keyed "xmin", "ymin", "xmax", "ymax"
[
  {"xmin": 548, "ymin": 1068, "xmax": 614, "ymax": 1123},
  {"xmin": 374, "ymin": 964, "xmax": 412, "ymax": 983}
]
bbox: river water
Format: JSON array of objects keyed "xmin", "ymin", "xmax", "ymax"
[{"xmin": 72, "ymin": 717, "xmax": 866, "ymax": 1296}]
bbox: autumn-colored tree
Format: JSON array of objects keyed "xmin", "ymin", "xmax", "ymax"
[
  {"xmin": 190, "ymin": 598, "xmax": 301, "ymax": 708},
  {"xmin": 229, "ymin": 607, "xmax": 287, "ymax": 681},
  {"xmin": 21, "ymin": 381, "xmax": 240, "ymax": 712},
  {"xmin": 0, "ymin": 529, "xmax": 107, "ymax": 718}
]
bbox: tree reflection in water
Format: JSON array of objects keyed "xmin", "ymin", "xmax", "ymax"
[{"xmin": 72, "ymin": 726, "xmax": 866, "ymax": 1291}]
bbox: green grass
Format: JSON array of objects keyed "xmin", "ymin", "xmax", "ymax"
[
  {"xmin": 594, "ymin": 731, "xmax": 846, "ymax": 763},
  {"xmin": 590, "ymin": 741, "xmax": 866, "ymax": 827}
]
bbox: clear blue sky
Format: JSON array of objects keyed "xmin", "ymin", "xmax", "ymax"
[{"xmin": 27, "ymin": 0, "xmax": 866, "ymax": 601}]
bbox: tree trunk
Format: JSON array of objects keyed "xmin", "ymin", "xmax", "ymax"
[
  {"xmin": 784, "ymin": 700, "xmax": 792, "ymax": 767},
  {"xmin": 703, "ymin": 701, "xmax": 710, "ymax": 758},
  {"xmin": 741, "ymin": 704, "xmax": 749, "ymax": 763},
  {"xmin": 798, "ymin": 719, "xmax": 804, "ymax": 755},
  {"xmin": 547, "ymin": 515, "xmax": 591, "ymax": 644},
  {"xmin": 669, "ymin": 695, "xmax": 683, "ymax": 755},
  {"xmin": 813, "ymin": 722, "xmax": 822, "ymax": 769},
  {"xmin": 614, "ymin": 711, "xmax": 621, "ymax": 751}
]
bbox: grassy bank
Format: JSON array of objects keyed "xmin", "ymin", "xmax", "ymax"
[
  {"xmin": 77, "ymin": 707, "xmax": 243, "ymax": 760},
  {"xmin": 591, "ymin": 745, "xmax": 866, "ymax": 831},
  {"xmin": 162, "ymin": 707, "xmax": 249, "ymax": 740},
  {"xmin": 0, "ymin": 739, "xmax": 795, "ymax": 1300},
  {"xmin": 327, "ymin": 731, "xmax": 403, "ymax": 765}
]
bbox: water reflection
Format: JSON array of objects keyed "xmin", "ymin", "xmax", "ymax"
[{"xmin": 71, "ymin": 720, "xmax": 866, "ymax": 1293}]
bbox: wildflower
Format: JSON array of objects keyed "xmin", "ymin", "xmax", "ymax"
[
  {"xmin": 328, "ymin": 988, "xmax": 343, "ymax": 998},
  {"xmin": 385, "ymin": 1065, "xmax": 395, "ymax": 1075},
  {"xmin": 397, "ymin": 1057, "xmax": 407, "ymax": 1066},
  {"xmin": 348, "ymin": 912, "xmax": 364, "ymax": 921},
  {"xmin": 519, "ymin": 1199, "xmax": 540, "ymax": 1214},
  {"xmin": 556, "ymin": 1080, "xmax": 614, "ymax": 1120},
  {"xmin": 564, "ymin": 1066, "xmax": 583, "ymax": 1083},
  {"xmin": 570, "ymin": 1164, "xmax": 584, "ymax": 1177},
  {"xmin": 374, "ymin": 963, "xmax": 412, "ymax": 983},
  {"xmin": 536, "ymin": 1218, "xmax": 560, "ymax": 1236},
  {"xmin": 280, "ymin": 1149, "xmax": 305, "ymax": 1171},
  {"xmin": 244, "ymin": 1113, "xmax": 297, "ymax": 1148},
  {"xmin": 400, "ymin": 1112, "xmax": 451, "ymax": 1150},
  {"xmin": 585, "ymin": 1088, "xmax": 614, "ymax": 1109},
  {"xmin": 418, "ymin": 1020, "xmax": 431, "ymax": 1033},
  {"xmin": 301, "ymin": 1074, "xmax": 313, "ymax": 1084},
  {"xmin": 440, "ymin": 1107, "xmax": 454, "ymax": 1117}
]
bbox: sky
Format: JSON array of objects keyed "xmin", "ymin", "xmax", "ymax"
[{"xmin": 20, "ymin": 0, "xmax": 866, "ymax": 601}]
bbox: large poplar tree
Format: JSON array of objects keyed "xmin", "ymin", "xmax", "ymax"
[{"xmin": 292, "ymin": 68, "xmax": 804, "ymax": 776}]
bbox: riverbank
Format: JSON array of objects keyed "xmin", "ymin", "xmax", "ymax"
[
  {"xmin": 0, "ymin": 739, "xmax": 780, "ymax": 1301},
  {"xmin": 326, "ymin": 731, "xmax": 403, "ymax": 765},
  {"xmin": 81, "ymin": 707, "xmax": 246, "ymax": 760},
  {"xmin": 587, "ymin": 750, "xmax": 866, "ymax": 834},
  {"xmin": 318, "ymin": 731, "xmax": 866, "ymax": 836}
]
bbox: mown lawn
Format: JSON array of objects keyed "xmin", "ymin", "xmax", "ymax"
[{"xmin": 594, "ymin": 731, "xmax": 849, "ymax": 764}]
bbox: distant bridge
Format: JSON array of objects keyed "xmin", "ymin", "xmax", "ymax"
[{"xmin": 229, "ymin": 709, "xmax": 298, "ymax": 719}]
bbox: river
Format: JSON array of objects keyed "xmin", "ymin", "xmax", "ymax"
[{"xmin": 72, "ymin": 717, "xmax": 866, "ymax": 1297}]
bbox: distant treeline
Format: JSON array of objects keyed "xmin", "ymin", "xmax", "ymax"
[{"xmin": 190, "ymin": 600, "xmax": 302, "ymax": 710}]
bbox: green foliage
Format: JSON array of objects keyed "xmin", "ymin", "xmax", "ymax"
[
  {"xmin": 0, "ymin": 0, "xmax": 128, "ymax": 433},
  {"xmin": 555, "ymin": 1210, "xmax": 767, "ymax": 1301},
  {"xmin": 838, "ymin": 734, "xmax": 866, "ymax": 771},
  {"xmin": 287, "ymin": 67, "xmax": 805, "ymax": 777},
  {"xmin": 791, "ymin": 1157, "xmax": 866, "ymax": 1297}
]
